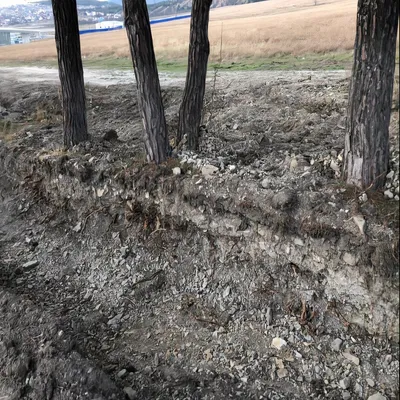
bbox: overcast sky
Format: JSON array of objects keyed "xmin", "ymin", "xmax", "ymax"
[{"xmin": 0, "ymin": 0, "xmax": 29, "ymax": 6}]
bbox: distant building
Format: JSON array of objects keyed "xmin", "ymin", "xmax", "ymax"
[
  {"xmin": 95, "ymin": 20, "xmax": 122, "ymax": 30},
  {"xmin": 0, "ymin": 31, "xmax": 11, "ymax": 46}
]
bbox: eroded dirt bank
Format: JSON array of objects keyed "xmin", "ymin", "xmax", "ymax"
[{"xmin": 0, "ymin": 69, "xmax": 399, "ymax": 400}]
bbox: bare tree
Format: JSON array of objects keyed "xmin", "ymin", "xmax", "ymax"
[
  {"xmin": 343, "ymin": 0, "xmax": 399, "ymax": 190},
  {"xmin": 123, "ymin": 0, "xmax": 170, "ymax": 164},
  {"xmin": 51, "ymin": 0, "xmax": 89, "ymax": 147},
  {"xmin": 178, "ymin": 0, "xmax": 213, "ymax": 150}
]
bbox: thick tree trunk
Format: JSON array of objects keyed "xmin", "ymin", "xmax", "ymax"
[
  {"xmin": 178, "ymin": 0, "xmax": 212, "ymax": 150},
  {"xmin": 343, "ymin": 0, "xmax": 399, "ymax": 190},
  {"xmin": 123, "ymin": 0, "xmax": 170, "ymax": 164},
  {"xmin": 51, "ymin": 0, "xmax": 88, "ymax": 148}
]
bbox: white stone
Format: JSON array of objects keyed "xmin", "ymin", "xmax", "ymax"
[
  {"xmin": 343, "ymin": 252, "xmax": 357, "ymax": 266},
  {"xmin": 271, "ymin": 337, "xmax": 287, "ymax": 350},
  {"xmin": 343, "ymin": 352, "xmax": 360, "ymax": 365},
  {"xmin": 172, "ymin": 167, "xmax": 181, "ymax": 175},
  {"xmin": 290, "ymin": 158, "xmax": 298, "ymax": 171},
  {"xmin": 331, "ymin": 338, "xmax": 343, "ymax": 352},
  {"xmin": 202, "ymin": 164, "xmax": 219, "ymax": 178},
  {"xmin": 366, "ymin": 378, "xmax": 375, "ymax": 387},
  {"xmin": 223, "ymin": 286, "xmax": 231, "ymax": 298},
  {"xmin": 22, "ymin": 260, "xmax": 39, "ymax": 269},
  {"xmin": 353, "ymin": 215, "xmax": 366, "ymax": 235},
  {"xmin": 117, "ymin": 369, "xmax": 127, "ymax": 378},
  {"xmin": 386, "ymin": 170, "xmax": 394, "ymax": 179},
  {"xmin": 123, "ymin": 387, "xmax": 137, "ymax": 400},
  {"xmin": 342, "ymin": 391, "xmax": 351, "ymax": 400},
  {"xmin": 367, "ymin": 393, "xmax": 387, "ymax": 400},
  {"xmin": 330, "ymin": 160, "xmax": 340, "ymax": 172},
  {"xmin": 294, "ymin": 238, "xmax": 305, "ymax": 247},
  {"xmin": 384, "ymin": 190, "xmax": 394, "ymax": 199},
  {"xmin": 72, "ymin": 222, "xmax": 82, "ymax": 232},
  {"xmin": 261, "ymin": 178, "xmax": 269, "ymax": 188},
  {"xmin": 339, "ymin": 377, "xmax": 350, "ymax": 389},
  {"xmin": 277, "ymin": 368, "xmax": 288, "ymax": 379}
]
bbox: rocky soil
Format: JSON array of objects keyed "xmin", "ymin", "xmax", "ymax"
[{"xmin": 0, "ymin": 68, "xmax": 399, "ymax": 400}]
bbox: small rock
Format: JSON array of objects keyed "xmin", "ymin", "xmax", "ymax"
[
  {"xmin": 366, "ymin": 378, "xmax": 375, "ymax": 387},
  {"xmin": 343, "ymin": 352, "xmax": 360, "ymax": 365},
  {"xmin": 223, "ymin": 286, "xmax": 230, "ymax": 298},
  {"xmin": 271, "ymin": 190, "xmax": 296, "ymax": 210},
  {"xmin": 330, "ymin": 160, "xmax": 340, "ymax": 172},
  {"xmin": 107, "ymin": 313, "xmax": 123, "ymax": 326},
  {"xmin": 117, "ymin": 369, "xmax": 127, "ymax": 378},
  {"xmin": 339, "ymin": 377, "xmax": 351, "ymax": 390},
  {"xmin": 277, "ymin": 368, "xmax": 288, "ymax": 379},
  {"xmin": 354, "ymin": 383, "xmax": 363, "ymax": 397},
  {"xmin": 271, "ymin": 337, "xmax": 287, "ymax": 350},
  {"xmin": 275, "ymin": 358, "xmax": 285, "ymax": 369},
  {"xmin": 266, "ymin": 307, "xmax": 272, "ymax": 326},
  {"xmin": 201, "ymin": 164, "xmax": 219, "ymax": 178},
  {"xmin": 384, "ymin": 190, "xmax": 394, "ymax": 199},
  {"xmin": 367, "ymin": 393, "xmax": 387, "ymax": 400},
  {"xmin": 331, "ymin": 338, "xmax": 343, "ymax": 352},
  {"xmin": 22, "ymin": 260, "xmax": 39, "ymax": 270},
  {"xmin": 261, "ymin": 178, "xmax": 269, "ymax": 189},
  {"xmin": 123, "ymin": 387, "xmax": 137, "ymax": 400},
  {"xmin": 294, "ymin": 238, "xmax": 305, "ymax": 247},
  {"xmin": 342, "ymin": 390, "xmax": 351, "ymax": 400},
  {"xmin": 233, "ymin": 123, "xmax": 238, "ymax": 130},
  {"xmin": 353, "ymin": 215, "xmax": 366, "ymax": 235},
  {"xmin": 359, "ymin": 193, "xmax": 368, "ymax": 203},
  {"xmin": 228, "ymin": 165, "xmax": 236, "ymax": 172},
  {"xmin": 72, "ymin": 222, "xmax": 82, "ymax": 232},
  {"xmin": 172, "ymin": 167, "xmax": 181, "ymax": 176},
  {"xmin": 386, "ymin": 170, "xmax": 394, "ymax": 179},
  {"xmin": 343, "ymin": 252, "xmax": 357, "ymax": 266}
]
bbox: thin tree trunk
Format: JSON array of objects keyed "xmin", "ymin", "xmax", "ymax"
[
  {"xmin": 343, "ymin": 0, "xmax": 399, "ymax": 190},
  {"xmin": 178, "ymin": 0, "xmax": 213, "ymax": 150},
  {"xmin": 123, "ymin": 0, "xmax": 170, "ymax": 164},
  {"xmin": 51, "ymin": 0, "xmax": 88, "ymax": 147}
]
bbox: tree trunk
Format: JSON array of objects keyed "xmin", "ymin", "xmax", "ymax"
[
  {"xmin": 51, "ymin": 0, "xmax": 88, "ymax": 148},
  {"xmin": 343, "ymin": 0, "xmax": 399, "ymax": 190},
  {"xmin": 178, "ymin": 0, "xmax": 213, "ymax": 150},
  {"xmin": 123, "ymin": 0, "xmax": 170, "ymax": 164}
]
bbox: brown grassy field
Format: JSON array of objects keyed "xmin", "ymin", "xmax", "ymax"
[{"xmin": 0, "ymin": 0, "xmax": 358, "ymax": 64}]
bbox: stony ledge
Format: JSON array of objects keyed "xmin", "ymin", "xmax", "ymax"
[{"xmin": 0, "ymin": 139, "xmax": 398, "ymax": 339}]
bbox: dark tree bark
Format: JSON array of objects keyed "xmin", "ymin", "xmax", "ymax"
[
  {"xmin": 343, "ymin": 0, "xmax": 399, "ymax": 190},
  {"xmin": 51, "ymin": 0, "xmax": 88, "ymax": 147},
  {"xmin": 178, "ymin": 0, "xmax": 213, "ymax": 150},
  {"xmin": 123, "ymin": 0, "xmax": 170, "ymax": 164}
]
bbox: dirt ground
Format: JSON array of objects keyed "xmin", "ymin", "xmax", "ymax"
[{"xmin": 0, "ymin": 67, "xmax": 399, "ymax": 400}]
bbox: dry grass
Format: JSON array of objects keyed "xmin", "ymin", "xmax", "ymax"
[{"xmin": 0, "ymin": 0, "xmax": 358, "ymax": 63}]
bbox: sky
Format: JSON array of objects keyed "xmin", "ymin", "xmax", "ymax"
[
  {"xmin": 0, "ymin": 0, "xmax": 30, "ymax": 6},
  {"xmin": 0, "ymin": 0, "xmax": 127, "ymax": 6}
]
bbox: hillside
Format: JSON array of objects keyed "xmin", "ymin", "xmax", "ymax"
[{"xmin": 148, "ymin": 0, "xmax": 267, "ymax": 16}]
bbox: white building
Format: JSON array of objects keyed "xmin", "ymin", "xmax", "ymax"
[{"xmin": 95, "ymin": 21, "xmax": 122, "ymax": 30}]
